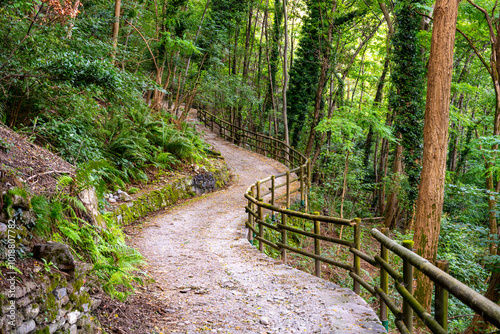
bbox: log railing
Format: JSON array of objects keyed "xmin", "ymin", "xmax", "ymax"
[{"xmin": 198, "ymin": 109, "xmax": 500, "ymax": 334}]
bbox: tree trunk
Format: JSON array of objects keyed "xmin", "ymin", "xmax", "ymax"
[
  {"xmin": 464, "ymin": 269, "xmax": 500, "ymax": 333},
  {"xmin": 242, "ymin": 6, "xmax": 254, "ymax": 80},
  {"xmin": 383, "ymin": 138, "xmax": 402, "ymax": 229},
  {"xmin": 413, "ymin": 0, "xmax": 458, "ymax": 312},
  {"xmin": 282, "ymin": 0, "xmax": 290, "ymax": 147},
  {"xmin": 112, "ymin": 0, "xmax": 122, "ymax": 57},
  {"xmin": 340, "ymin": 150, "xmax": 350, "ymax": 219},
  {"xmin": 304, "ymin": 18, "xmax": 334, "ymax": 156}
]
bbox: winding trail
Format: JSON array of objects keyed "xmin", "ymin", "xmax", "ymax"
[{"xmin": 129, "ymin": 120, "xmax": 386, "ymax": 334}]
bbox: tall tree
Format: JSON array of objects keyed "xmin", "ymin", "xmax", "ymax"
[
  {"xmin": 282, "ymin": 0, "xmax": 290, "ymax": 147},
  {"xmin": 286, "ymin": 0, "xmax": 323, "ymax": 148},
  {"xmin": 385, "ymin": 0, "xmax": 426, "ymax": 228},
  {"xmin": 112, "ymin": 0, "xmax": 121, "ymax": 55},
  {"xmin": 413, "ymin": 0, "xmax": 459, "ymax": 312}
]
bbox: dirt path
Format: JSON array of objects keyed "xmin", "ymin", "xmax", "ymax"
[{"xmin": 128, "ymin": 120, "xmax": 386, "ymax": 334}]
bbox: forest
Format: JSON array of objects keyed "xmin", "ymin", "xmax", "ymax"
[{"xmin": 0, "ymin": 0, "xmax": 498, "ymax": 332}]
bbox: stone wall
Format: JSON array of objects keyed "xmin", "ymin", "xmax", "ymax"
[
  {"xmin": 112, "ymin": 165, "xmax": 230, "ymax": 226},
  {"xmin": 0, "ymin": 262, "xmax": 100, "ymax": 334},
  {"xmin": 0, "ymin": 158, "xmax": 230, "ymax": 333}
]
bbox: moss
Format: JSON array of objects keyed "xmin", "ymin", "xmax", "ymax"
[
  {"xmin": 47, "ymin": 272, "xmax": 64, "ymax": 291},
  {"xmin": 35, "ymin": 327, "xmax": 51, "ymax": 334},
  {"xmin": 39, "ymin": 293, "xmax": 58, "ymax": 322},
  {"xmin": 72, "ymin": 278, "xmax": 85, "ymax": 292},
  {"xmin": 107, "ymin": 163, "xmax": 230, "ymax": 226},
  {"xmin": 69, "ymin": 291, "xmax": 90, "ymax": 309}
]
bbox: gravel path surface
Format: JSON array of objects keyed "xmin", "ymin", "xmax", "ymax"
[{"xmin": 129, "ymin": 121, "xmax": 386, "ymax": 334}]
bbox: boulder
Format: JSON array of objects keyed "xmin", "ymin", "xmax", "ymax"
[
  {"xmin": 118, "ymin": 192, "xmax": 133, "ymax": 202},
  {"xmin": 32, "ymin": 243, "xmax": 75, "ymax": 272}
]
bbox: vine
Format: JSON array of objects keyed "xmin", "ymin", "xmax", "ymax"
[{"xmin": 389, "ymin": 0, "xmax": 426, "ymax": 205}]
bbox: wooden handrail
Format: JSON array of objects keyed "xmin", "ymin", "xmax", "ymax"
[{"xmin": 198, "ymin": 109, "xmax": 500, "ymax": 334}]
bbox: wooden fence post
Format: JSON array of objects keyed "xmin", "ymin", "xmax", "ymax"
[
  {"xmin": 286, "ymin": 171, "xmax": 291, "ymax": 209},
  {"xmin": 403, "ymin": 240, "xmax": 414, "ymax": 333},
  {"xmin": 270, "ymin": 175, "xmax": 276, "ymax": 221},
  {"xmin": 230, "ymin": 123, "xmax": 234, "ymax": 144},
  {"xmin": 314, "ymin": 212, "xmax": 321, "ymax": 278},
  {"xmin": 304, "ymin": 159, "xmax": 311, "ymax": 212},
  {"xmin": 380, "ymin": 227, "xmax": 389, "ymax": 331},
  {"xmin": 300, "ymin": 165, "xmax": 305, "ymax": 208},
  {"xmin": 256, "ymin": 181, "xmax": 263, "ymax": 252},
  {"xmin": 353, "ymin": 218, "xmax": 361, "ymax": 294},
  {"xmin": 281, "ymin": 210, "xmax": 287, "ymax": 263},
  {"xmin": 435, "ymin": 260, "xmax": 449, "ymax": 332},
  {"xmin": 247, "ymin": 188, "xmax": 254, "ymax": 242}
]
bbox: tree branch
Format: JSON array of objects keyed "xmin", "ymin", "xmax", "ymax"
[
  {"xmin": 466, "ymin": 0, "xmax": 496, "ymax": 44},
  {"xmin": 416, "ymin": 10, "xmax": 492, "ymax": 76},
  {"xmin": 456, "ymin": 28, "xmax": 492, "ymax": 76},
  {"xmin": 124, "ymin": 19, "xmax": 159, "ymax": 73}
]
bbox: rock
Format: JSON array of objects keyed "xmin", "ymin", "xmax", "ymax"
[
  {"xmin": 4, "ymin": 286, "xmax": 27, "ymax": 299},
  {"xmin": 260, "ymin": 317, "xmax": 270, "ymax": 326},
  {"xmin": 108, "ymin": 197, "xmax": 116, "ymax": 203},
  {"xmin": 33, "ymin": 243, "xmax": 75, "ymax": 272},
  {"xmin": 81, "ymin": 303, "xmax": 90, "ymax": 313},
  {"xmin": 180, "ymin": 288, "xmax": 191, "ymax": 293},
  {"xmin": 66, "ymin": 310, "xmax": 80, "ymax": 325},
  {"xmin": 56, "ymin": 308, "xmax": 69, "ymax": 321},
  {"xmin": 60, "ymin": 295, "xmax": 70, "ymax": 306},
  {"xmin": 17, "ymin": 296, "xmax": 31, "ymax": 307},
  {"xmin": 119, "ymin": 192, "xmax": 133, "ymax": 202},
  {"xmin": 24, "ymin": 281, "xmax": 37, "ymax": 294},
  {"xmin": 69, "ymin": 324, "xmax": 77, "ymax": 334},
  {"xmin": 78, "ymin": 187, "xmax": 104, "ymax": 228},
  {"xmin": 192, "ymin": 172, "xmax": 216, "ymax": 194},
  {"xmin": 17, "ymin": 320, "xmax": 36, "ymax": 334},
  {"xmin": 0, "ymin": 222, "xmax": 7, "ymax": 238},
  {"xmin": 11, "ymin": 193, "xmax": 30, "ymax": 210},
  {"xmin": 90, "ymin": 298, "xmax": 101, "ymax": 311},
  {"xmin": 24, "ymin": 304, "xmax": 40, "ymax": 319},
  {"xmin": 52, "ymin": 288, "xmax": 67, "ymax": 300},
  {"xmin": 48, "ymin": 320, "xmax": 65, "ymax": 333}
]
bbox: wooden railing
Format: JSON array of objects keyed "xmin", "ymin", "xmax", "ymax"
[{"xmin": 198, "ymin": 109, "xmax": 500, "ymax": 334}]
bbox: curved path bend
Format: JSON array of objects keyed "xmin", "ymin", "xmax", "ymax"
[{"xmin": 129, "ymin": 120, "xmax": 386, "ymax": 334}]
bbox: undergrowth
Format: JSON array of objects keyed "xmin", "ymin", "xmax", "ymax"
[{"xmin": 31, "ymin": 170, "xmax": 146, "ymax": 301}]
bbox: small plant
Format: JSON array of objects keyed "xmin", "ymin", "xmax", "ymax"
[
  {"xmin": 0, "ymin": 261, "xmax": 22, "ymax": 275},
  {"xmin": 0, "ymin": 137, "xmax": 13, "ymax": 153},
  {"xmin": 41, "ymin": 258, "xmax": 58, "ymax": 273},
  {"xmin": 127, "ymin": 187, "xmax": 139, "ymax": 194}
]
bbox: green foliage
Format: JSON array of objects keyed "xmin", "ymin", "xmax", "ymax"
[
  {"xmin": 198, "ymin": 71, "xmax": 259, "ymax": 118},
  {"xmin": 390, "ymin": 0, "xmax": 426, "ymax": 204},
  {"xmin": 44, "ymin": 52, "xmax": 120, "ymax": 89},
  {"xmin": 286, "ymin": 0, "xmax": 324, "ymax": 147},
  {"xmin": 31, "ymin": 176, "xmax": 145, "ymax": 301}
]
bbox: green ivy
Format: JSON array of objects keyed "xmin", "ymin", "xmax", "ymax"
[{"xmin": 389, "ymin": 0, "xmax": 426, "ymax": 205}]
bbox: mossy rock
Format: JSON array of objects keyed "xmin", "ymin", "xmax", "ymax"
[{"xmin": 35, "ymin": 326, "xmax": 51, "ymax": 334}]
